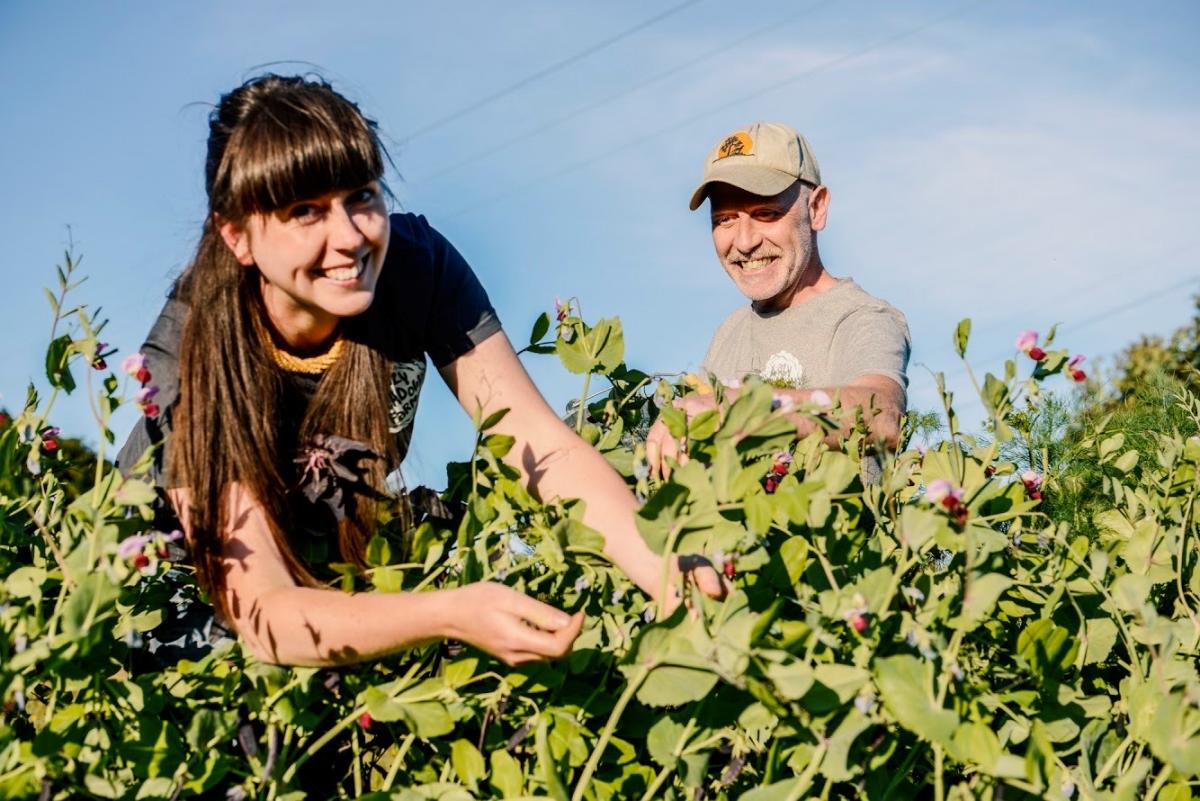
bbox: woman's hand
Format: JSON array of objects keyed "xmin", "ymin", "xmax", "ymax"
[{"xmin": 443, "ymin": 582, "xmax": 584, "ymax": 666}]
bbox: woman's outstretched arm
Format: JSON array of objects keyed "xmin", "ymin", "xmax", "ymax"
[
  {"xmin": 167, "ymin": 486, "xmax": 583, "ymax": 667},
  {"xmin": 438, "ymin": 331, "xmax": 726, "ymax": 606}
]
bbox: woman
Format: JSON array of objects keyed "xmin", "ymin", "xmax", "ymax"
[{"xmin": 117, "ymin": 74, "xmax": 721, "ymax": 668}]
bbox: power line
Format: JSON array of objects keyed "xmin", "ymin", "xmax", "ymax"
[
  {"xmin": 397, "ymin": 0, "xmax": 704, "ymax": 144},
  {"xmin": 409, "ymin": 0, "xmax": 835, "ymax": 186},
  {"xmin": 939, "ymin": 271, "xmax": 1200, "ymax": 381},
  {"xmin": 439, "ymin": 0, "xmax": 991, "ymax": 221},
  {"xmin": 963, "ymin": 239, "xmax": 1200, "ymax": 340}
]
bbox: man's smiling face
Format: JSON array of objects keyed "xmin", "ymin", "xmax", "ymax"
[{"xmin": 709, "ymin": 180, "xmax": 827, "ymax": 312}]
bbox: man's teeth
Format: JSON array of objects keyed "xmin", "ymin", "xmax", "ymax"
[{"xmin": 738, "ymin": 257, "xmax": 775, "ymax": 273}]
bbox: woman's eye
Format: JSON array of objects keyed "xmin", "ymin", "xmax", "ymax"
[
  {"xmin": 351, "ymin": 186, "xmax": 378, "ymax": 205},
  {"xmin": 288, "ymin": 203, "xmax": 319, "ymax": 220}
]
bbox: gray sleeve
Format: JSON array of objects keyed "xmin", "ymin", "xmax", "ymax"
[
  {"xmin": 828, "ymin": 305, "xmax": 911, "ymax": 396},
  {"xmin": 115, "ymin": 298, "xmax": 187, "ymax": 486}
]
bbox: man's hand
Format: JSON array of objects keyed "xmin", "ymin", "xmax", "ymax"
[{"xmin": 646, "ymin": 394, "xmax": 717, "ymax": 479}]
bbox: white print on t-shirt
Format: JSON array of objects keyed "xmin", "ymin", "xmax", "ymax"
[
  {"xmin": 762, "ymin": 351, "xmax": 804, "ymax": 388},
  {"xmin": 388, "ymin": 360, "xmax": 426, "ymax": 433}
]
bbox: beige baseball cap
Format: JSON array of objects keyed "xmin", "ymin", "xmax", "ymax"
[{"xmin": 688, "ymin": 122, "xmax": 822, "ymax": 210}]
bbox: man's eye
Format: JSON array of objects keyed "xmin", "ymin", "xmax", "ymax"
[
  {"xmin": 752, "ymin": 210, "xmax": 782, "ymax": 221},
  {"xmin": 713, "ymin": 216, "xmax": 735, "ymax": 227}
]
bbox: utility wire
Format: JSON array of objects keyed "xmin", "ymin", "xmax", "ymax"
[
  {"xmin": 963, "ymin": 239, "xmax": 1200, "ymax": 340},
  {"xmin": 410, "ymin": 0, "xmax": 834, "ymax": 186},
  {"xmin": 439, "ymin": 0, "xmax": 991, "ymax": 221},
  {"xmin": 938, "ymin": 271, "xmax": 1199, "ymax": 382},
  {"xmin": 398, "ymin": 0, "xmax": 704, "ymax": 144}
]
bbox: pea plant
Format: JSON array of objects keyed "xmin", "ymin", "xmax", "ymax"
[{"xmin": 0, "ymin": 258, "xmax": 1197, "ymax": 800}]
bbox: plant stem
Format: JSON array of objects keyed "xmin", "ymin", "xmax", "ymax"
[
  {"xmin": 783, "ymin": 740, "xmax": 828, "ymax": 801},
  {"xmin": 575, "ymin": 372, "xmax": 592, "ymax": 434},
  {"xmin": 381, "ymin": 734, "xmax": 416, "ymax": 790},
  {"xmin": 570, "ymin": 664, "xmax": 649, "ymax": 801}
]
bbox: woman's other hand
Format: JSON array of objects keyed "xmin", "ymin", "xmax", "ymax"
[{"xmin": 445, "ymin": 582, "xmax": 584, "ymax": 666}]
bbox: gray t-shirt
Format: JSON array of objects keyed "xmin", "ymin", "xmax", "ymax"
[{"xmin": 702, "ymin": 278, "xmax": 910, "ymax": 402}]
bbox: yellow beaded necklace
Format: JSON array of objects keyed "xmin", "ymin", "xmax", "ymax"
[{"xmin": 263, "ymin": 332, "xmax": 346, "ymax": 375}]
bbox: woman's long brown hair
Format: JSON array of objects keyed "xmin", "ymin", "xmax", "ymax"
[{"xmin": 169, "ymin": 75, "xmax": 400, "ymax": 624}]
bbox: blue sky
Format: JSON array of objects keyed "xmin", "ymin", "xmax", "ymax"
[{"xmin": 2, "ymin": 1, "xmax": 1197, "ymax": 488}]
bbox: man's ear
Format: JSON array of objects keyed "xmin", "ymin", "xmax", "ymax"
[
  {"xmin": 808, "ymin": 185, "xmax": 830, "ymax": 232},
  {"xmin": 216, "ymin": 215, "xmax": 255, "ymax": 266}
]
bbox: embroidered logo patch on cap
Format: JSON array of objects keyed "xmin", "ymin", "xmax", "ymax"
[{"xmin": 715, "ymin": 131, "xmax": 754, "ymax": 161}]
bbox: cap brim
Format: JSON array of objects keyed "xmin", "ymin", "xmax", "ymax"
[{"xmin": 688, "ymin": 165, "xmax": 800, "ymax": 210}]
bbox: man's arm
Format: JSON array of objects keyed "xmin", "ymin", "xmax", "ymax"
[{"xmin": 647, "ymin": 373, "xmax": 905, "ymax": 478}]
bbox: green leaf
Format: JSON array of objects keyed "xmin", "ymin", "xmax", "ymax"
[
  {"xmin": 61, "ymin": 572, "xmax": 119, "ymax": 639},
  {"xmin": 115, "ymin": 478, "xmax": 158, "ymax": 507},
  {"xmin": 765, "ymin": 661, "xmax": 813, "ymax": 700},
  {"xmin": 647, "ymin": 716, "xmax": 687, "ymax": 767},
  {"xmin": 899, "ymin": 505, "xmax": 942, "ymax": 550},
  {"xmin": 591, "ymin": 317, "xmax": 625, "ymax": 374},
  {"xmin": 739, "ymin": 778, "xmax": 801, "ymax": 800},
  {"xmin": 1113, "ymin": 450, "xmax": 1139, "ymax": 473},
  {"xmin": 479, "ymin": 407, "xmax": 510, "ymax": 432},
  {"xmin": 958, "ymin": 573, "xmax": 1013, "ymax": 632},
  {"xmin": 45, "ymin": 333, "xmax": 76, "ymax": 392},
  {"xmin": 954, "ymin": 318, "xmax": 971, "ymax": 358},
  {"xmin": 688, "ymin": 409, "xmax": 720, "ymax": 441},
  {"xmin": 489, "ymin": 749, "xmax": 524, "ymax": 797},
  {"xmin": 483, "ymin": 433, "xmax": 515, "ymax": 459},
  {"xmin": 366, "ymin": 534, "xmax": 393, "ymax": 567},
  {"xmin": 638, "ymin": 663, "xmax": 719, "ymax": 708},
  {"xmin": 821, "ymin": 708, "xmax": 872, "ymax": 782},
  {"xmin": 1099, "ymin": 433, "xmax": 1125, "ymax": 460},
  {"xmin": 949, "ymin": 721, "xmax": 1002, "ymax": 773},
  {"xmin": 529, "ymin": 311, "xmax": 551, "ymax": 345},
  {"xmin": 1015, "ymin": 619, "xmax": 1078, "ymax": 674},
  {"xmin": 874, "ymin": 655, "xmax": 959, "ymax": 746},
  {"xmin": 450, "ymin": 739, "xmax": 486, "ymax": 790},
  {"xmin": 1083, "ymin": 618, "xmax": 1118, "ymax": 665}
]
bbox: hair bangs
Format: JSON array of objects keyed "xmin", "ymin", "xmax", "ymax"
[{"xmin": 223, "ymin": 92, "xmax": 384, "ymax": 218}]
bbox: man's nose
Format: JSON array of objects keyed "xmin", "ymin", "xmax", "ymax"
[
  {"xmin": 327, "ymin": 201, "xmax": 367, "ymax": 251},
  {"xmin": 732, "ymin": 215, "xmax": 762, "ymax": 254}
]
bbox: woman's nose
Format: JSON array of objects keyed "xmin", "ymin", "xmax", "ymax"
[{"xmin": 327, "ymin": 201, "xmax": 367, "ymax": 250}]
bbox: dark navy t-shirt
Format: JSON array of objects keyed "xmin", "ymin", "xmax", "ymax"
[{"xmin": 116, "ymin": 212, "xmax": 502, "ymax": 483}]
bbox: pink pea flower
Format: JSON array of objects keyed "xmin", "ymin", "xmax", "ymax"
[
  {"xmin": 809, "ymin": 389, "xmax": 833, "ymax": 408},
  {"xmin": 925, "ymin": 479, "xmax": 963, "ymax": 508},
  {"xmin": 1014, "ymin": 330, "xmax": 1038, "ymax": 353},
  {"xmin": 121, "ymin": 353, "xmax": 147, "ymax": 377},
  {"xmin": 554, "ymin": 297, "xmax": 568, "ymax": 323},
  {"xmin": 117, "ymin": 533, "xmax": 151, "ymax": 561},
  {"xmin": 1067, "ymin": 354, "xmax": 1087, "ymax": 383},
  {"xmin": 135, "ymin": 386, "xmax": 159, "ymax": 404},
  {"xmin": 1020, "ymin": 470, "xmax": 1042, "ymax": 492}
]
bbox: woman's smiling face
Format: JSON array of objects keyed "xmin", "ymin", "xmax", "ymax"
[{"xmin": 220, "ymin": 182, "xmax": 389, "ymax": 347}]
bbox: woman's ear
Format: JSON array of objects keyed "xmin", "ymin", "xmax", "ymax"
[{"xmin": 216, "ymin": 214, "xmax": 255, "ymax": 266}]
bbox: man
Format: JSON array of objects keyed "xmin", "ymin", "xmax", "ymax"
[{"xmin": 648, "ymin": 122, "xmax": 910, "ymax": 473}]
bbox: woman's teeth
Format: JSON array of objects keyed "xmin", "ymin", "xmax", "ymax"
[{"xmin": 323, "ymin": 258, "xmax": 366, "ymax": 282}]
